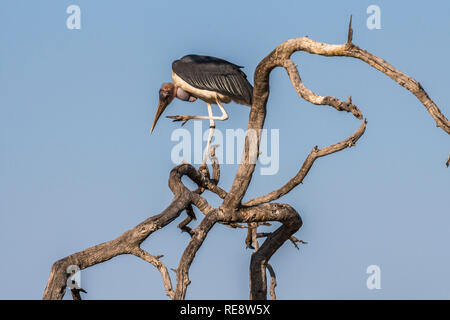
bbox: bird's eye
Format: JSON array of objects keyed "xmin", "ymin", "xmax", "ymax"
[{"xmin": 159, "ymin": 90, "xmax": 169, "ymax": 100}]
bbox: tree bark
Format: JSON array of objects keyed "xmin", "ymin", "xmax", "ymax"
[{"xmin": 43, "ymin": 18, "xmax": 449, "ymax": 300}]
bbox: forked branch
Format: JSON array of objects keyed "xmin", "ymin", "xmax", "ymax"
[{"xmin": 43, "ymin": 17, "xmax": 448, "ymax": 300}]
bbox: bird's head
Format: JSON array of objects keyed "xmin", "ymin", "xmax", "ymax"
[{"xmin": 151, "ymin": 82, "xmax": 175, "ymax": 133}]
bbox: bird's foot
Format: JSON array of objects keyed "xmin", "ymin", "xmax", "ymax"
[{"xmin": 166, "ymin": 115, "xmax": 193, "ymax": 126}]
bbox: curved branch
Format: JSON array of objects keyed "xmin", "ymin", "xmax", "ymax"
[
  {"xmin": 224, "ymin": 25, "xmax": 449, "ymax": 211},
  {"xmin": 174, "ymin": 200, "xmax": 304, "ymax": 300},
  {"xmin": 266, "ymin": 264, "xmax": 277, "ymax": 300},
  {"xmin": 237, "ymin": 203, "xmax": 302, "ymax": 300},
  {"xmin": 175, "ymin": 209, "xmax": 219, "ymax": 300},
  {"xmin": 131, "ymin": 247, "xmax": 175, "ymax": 299},
  {"xmin": 44, "ymin": 19, "xmax": 448, "ymax": 300},
  {"xmin": 249, "ymin": 223, "xmax": 277, "ymax": 300},
  {"xmin": 43, "ymin": 164, "xmax": 213, "ymax": 300},
  {"xmin": 278, "ymin": 37, "xmax": 450, "ymax": 134},
  {"xmin": 281, "ymin": 59, "xmax": 362, "ymax": 119},
  {"xmin": 244, "ymin": 119, "xmax": 367, "ymax": 206}
]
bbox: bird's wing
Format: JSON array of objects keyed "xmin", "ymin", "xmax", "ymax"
[{"xmin": 172, "ymin": 55, "xmax": 253, "ymax": 105}]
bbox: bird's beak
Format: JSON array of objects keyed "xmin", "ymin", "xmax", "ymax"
[{"xmin": 151, "ymin": 99, "xmax": 169, "ymax": 134}]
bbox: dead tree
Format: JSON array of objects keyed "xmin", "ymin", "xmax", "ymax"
[{"xmin": 43, "ymin": 18, "xmax": 449, "ymax": 300}]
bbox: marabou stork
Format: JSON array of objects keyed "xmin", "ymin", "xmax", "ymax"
[{"xmin": 151, "ymin": 55, "xmax": 253, "ymax": 165}]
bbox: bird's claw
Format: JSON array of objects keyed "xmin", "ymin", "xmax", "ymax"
[{"xmin": 166, "ymin": 115, "xmax": 191, "ymax": 126}]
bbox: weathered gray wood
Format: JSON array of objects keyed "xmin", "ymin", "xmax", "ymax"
[{"xmin": 43, "ymin": 18, "xmax": 449, "ymax": 300}]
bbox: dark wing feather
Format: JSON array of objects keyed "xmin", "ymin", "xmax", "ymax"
[{"xmin": 172, "ymin": 55, "xmax": 253, "ymax": 105}]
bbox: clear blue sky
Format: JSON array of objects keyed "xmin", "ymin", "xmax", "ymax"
[{"xmin": 1, "ymin": 1, "xmax": 449, "ymax": 299}]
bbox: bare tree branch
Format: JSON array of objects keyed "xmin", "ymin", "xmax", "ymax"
[
  {"xmin": 244, "ymin": 120, "xmax": 367, "ymax": 206},
  {"xmin": 131, "ymin": 247, "xmax": 175, "ymax": 299},
  {"xmin": 244, "ymin": 203, "xmax": 303, "ymax": 300},
  {"xmin": 225, "ymin": 25, "xmax": 448, "ymax": 213},
  {"xmin": 70, "ymin": 288, "xmax": 87, "ymax": 301},
  {"xmin": 266, "ymin": 264, "xmax": 277, "ymax": 300},
  {"xmin": 43, "ymin": 18, "xmax": 448, "ymax": 300},
  {"xmin": 249, "ymin": 223, "xmax": 277, "ymax": 300},
  {"xmin": 43, "ymin": 164, "xmax": 213, "ymax": 300},
  {"xmin": 347, "ymin": 15, "xmax": 353, "ymax": 44},
  {"xmin": 289, "ymin": 236, "xmax": 308, "ymax": 250},
  {"xmin": 177, "ymin": 204, "xmax": 196, "ymax": 236},
  {"xmin": 246, "ymin": 223, "xmax": 255, "ymax": 249},
  {"xmin": 282, "ymin": 59, "xmax": 362, "ymax": 119},
  {"xmin": 175, "ymin": 209, "xmax": 218, "ymax": 299},
  {"xmin": 257, "ymin": 233, "xmax": 307, "ymax": 250}
]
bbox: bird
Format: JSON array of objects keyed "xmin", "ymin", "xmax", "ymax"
[{"xmin": 151, "ymin": 54, "xmax": 253, "ymax": 165}]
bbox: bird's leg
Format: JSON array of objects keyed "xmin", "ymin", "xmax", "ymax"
[
  {"xmin": 201, "ymin": 96, "xmax": 229, "ymax": 166},
  {"xmin": 214, "ymin": 96, "xmax": 229, "ymax": 121},
  {"xmin": 202, "ymin": 103, "xmax": 215, "ymax": 167}
]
